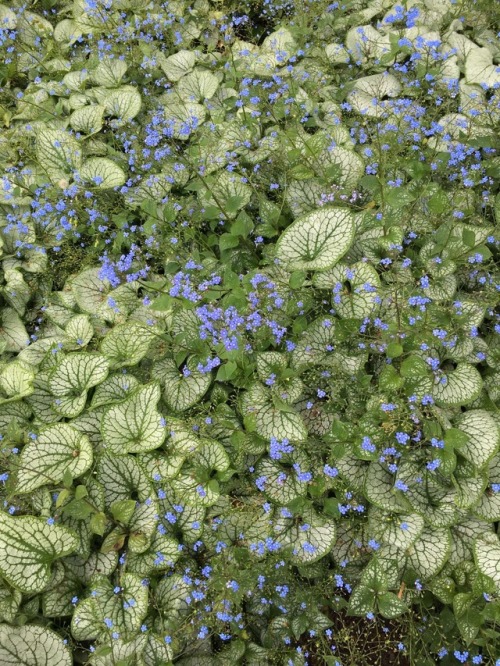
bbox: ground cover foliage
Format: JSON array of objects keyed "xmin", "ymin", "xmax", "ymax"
[{"xmin": 0, "ymin": 0, "xmax": 499, "ymax": 663}]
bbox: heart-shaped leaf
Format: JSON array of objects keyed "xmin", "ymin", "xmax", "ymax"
[
  {"xmin": 100, "ymin": 322, "xmax": 154, "ymax": 368},
  {"xmin": 275, "ymin": 207, "xmax": 355, "ymax": 271},
  {"xmin": 161, "ymin": 358, "xmax": 212, "ymax": 412},
  {"xmin": 49, "ymin": 353, "xmax": 109, "ymax": 396},
  {"xmin": 101, "ymin": 383, "xmax": 166, "ymax": 453},
  {"xmin": 16, "ymin": 424, "xmax": 93, "ymax": 494},
  {"xmin": 36, "ymin": 128, "xmax": 82, "ymax": 181},
  {"xmin": 104, "ymin": 86, "xmax": 141, "ymax": 121},
  {"xmin": 160, "ymin": 49, "xmax": 196, "ymax": 81},
  {"xmin": 80, "ymin": 157, "xmax": 126, "ymax": 189}
]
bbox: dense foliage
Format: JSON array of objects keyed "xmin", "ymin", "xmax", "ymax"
[{"xmin": 0, "ymin": 0, "xmax": 499, "ymax": 663}]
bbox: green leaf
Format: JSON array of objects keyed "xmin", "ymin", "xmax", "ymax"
[
  {"xmin": 100, "ymin": 322, "xmax": 154, "ymax": 368},
  {"xmin": 61, "ymin": 499, "xmax": 93, "ymax": 520},
  {"xmin": 378, "ymin": 592, "xmax": 407, "ymax": 619},
  {"xmin": 0, "ymin": 513, "xmax": 77, "ymax": 593},
  {"xmin": 90, "ymin": 512, "xmax": 106, "ymax": 536},
  {"xmin": 384, "ymin": 187, "xmax": 415, "ymax": 210},
  {"xmin": 0, "ymin": 624, "xmax": 72, "ymax": 665},
  {"xmin": 400, "ymin": 355, "xmax": 429, "ymax": 379},
  {"xmin": 386, "ymin": 343, "xmax": 403, "ymax": 358},
  {"xmin": 444, "ymin": 428, "xmax": 469, "ymax": 449},
  {"xmin": 232, "ymin": 211, "xmax": 254, "ymax": 238},
  {"xmin": 462, "ymin": 228, "xmax": 476, "ymax": 248},
  {"xmin": 275, "ymin": 207, "xmax": 355, "ymax": 271},
  {"xmin": 348, "ymin": 585, "xmax": 375, "ymax": 616},
  {"xmin": 219, "ymin": 233, "xmax": 240, "ymax": 252},
  {"xmin": 102, "ymin": 383, "xmax": 166, "ymax": 454},
  {"xmin": 111, "ymin": 499, "xmax": 137, "ymax": 525},
  {"xmin": 379, "ymin": 365, "xmax": 403, "ymax": 391},
  {"xmin": 80, "ymin": 158, "xmax": 126, "ymax": 189},
  {"xmin": 16, "ymin": 424, "xmax": 93, "ymax": 494}
]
